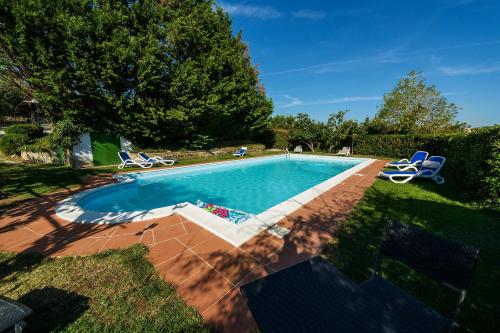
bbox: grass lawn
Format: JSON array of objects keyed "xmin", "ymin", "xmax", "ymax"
[
  {"xmin": 0, "ymin": 150, "xmax": 279, "ymax": 212},
  {"xmin": 324, "ymin": 179, "xmax": 500, "ymax": 333},
  {"xmin": 0, "ymin": 245, "xmax": 209, "ymax": 332}
]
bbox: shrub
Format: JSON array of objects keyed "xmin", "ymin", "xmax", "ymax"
[
  {"xmin": 23, "ymin": 136, "xmax": 56, "ymax": 153},
  {"xmin": 185, "ymin": 134, "xmax": 214, "ymax": 150},
  {"xmin": 0, "ymin": 133, "xmax": 31, "ymax": 155},
  {"xmin": 272, "ymin": 129, "xmax": 290, "ymax": 149},
  {"xmin": 4, "ymin": 123, "xmax": 44, "ymax": 138},
  {"xmin": 353, "ymin": 126, "xmax": 500, "ymax": 206},
  {"xmin": 50, "ymin": 119, "xmax": 87, "ymax": 150}
]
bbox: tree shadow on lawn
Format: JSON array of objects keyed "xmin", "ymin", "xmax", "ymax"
[
  {"xmin": 0, "ymin": 252, "xmax": 44, "ymax": 281},
  {"xmin": 323, "ymin": 184, "xmax": 500, "ymax": 333},
  {"xmin": 19, "ymin": 287, "xmax": 89, "ymax": 333},
  {"xmin": 0, "ymin": 162, "xmax": 114, "ymax": 212}
]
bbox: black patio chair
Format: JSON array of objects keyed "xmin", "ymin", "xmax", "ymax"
[
  {"xmin": 362, "ymin": 220, "xmax": 479, "ymax": 333},
  {"xmin": 0, "ymin": 296, "xmax": 32, "ymax": 332}
]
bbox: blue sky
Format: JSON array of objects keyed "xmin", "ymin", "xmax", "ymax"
[{"xmin": 219, "ymin": 0, "xmax": 500, "ymax": 127}]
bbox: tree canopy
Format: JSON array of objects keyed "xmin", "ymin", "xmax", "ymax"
[
  {"xmin": 0, "ymin": 0, "xmax": 272, "ymax": 147},
  {"xmin": 373, "ymin": 71, "xmax": 464, "ymax": 134}
]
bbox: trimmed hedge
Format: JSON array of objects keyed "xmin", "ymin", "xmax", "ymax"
[
  {"xmin": 23, "ymin": 136, "xmax": 56, "ymax": 153},
  {"xmin": 0, "ymin": 133, "xmax": 31, "ymax": 155},
  {"xmin": 0, "ymin": 124, "xmax": 45, "ymax": 155},
  {"xmin": 353, "ymin": 126, "xmax": 500, "ymax": 205},
  {"xmin": 4, "ymin": 123, "xmax": 44, "ymax": 137}
]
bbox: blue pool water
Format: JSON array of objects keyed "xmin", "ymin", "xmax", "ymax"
[{"xmin": 79, "ymin": 156, "xmax": 361, "ymax": 215}]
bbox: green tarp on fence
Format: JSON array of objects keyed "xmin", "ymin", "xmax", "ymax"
[{"xmin": 90, "ymin": 133, "xmax": 121, "ymax": 166}]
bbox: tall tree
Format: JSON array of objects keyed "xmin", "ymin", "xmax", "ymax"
[
  {"xmin": 0, "ymin": 0, "xmax": 272, "ymax": 147},
  {"xmin": 322, "ymin": 110, "xmax": 351, "ymax": 153},
  {"xmin": 374, "ymin": 71, "xmax": 463, "ymax": 134},
  {"xmin": 289, "ymin": 113, "xmax": 322, "ymax": 152},
  {"xmin": 270, "ymin": 114, "xmax": 295, "ymax": 130}
]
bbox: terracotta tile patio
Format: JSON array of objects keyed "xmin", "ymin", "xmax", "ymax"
[{"xmin": 0, "ymin": 159, "xmax": 386, "ymax": 332}]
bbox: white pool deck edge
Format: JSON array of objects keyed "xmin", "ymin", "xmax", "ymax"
[{"xmin": 56, "ymin": 154, "xmax": 376, "ymax": 246}]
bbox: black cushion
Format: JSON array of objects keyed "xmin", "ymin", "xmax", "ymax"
[
  {"xmin": 360, "ymin": 276, "xmax": 449, "ymax": 333},
  {"xmin": 379, "ymin": 220, "xmax": 479, "ymax": 291},
  {"xmin": 241, "ymin": 257, "xmax": 428, "ymax": 333},
  {"xmin": 0, "ymin": 296, "xmax": 32, "ymax": 332}
]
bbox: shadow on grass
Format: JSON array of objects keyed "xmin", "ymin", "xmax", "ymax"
[
  {"xmin": 0, "ymin": 252, "xmax": 44, "ymax": 281},
  {"xmin": 0, "ymin": 162, "xmax": 114, "ymax": 211},
  {"xmin": 323, "ymin": 181, "xmax": 500, "ymax": 333},
  {"xmin": 19, "ymin": 287, "xmax": 89, "ymax": 333}
]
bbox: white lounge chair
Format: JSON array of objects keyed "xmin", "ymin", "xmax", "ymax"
[
  {"xmin": 337, "ymin": 147, "xmax": 350, "ymax": 156},
  {"xmin": 118, "ymin": 151, "xmax": 153, "ymax": 169},
  {"xmin": 379, "ymin": 156, "xmax": 446, "ymax": 184},
  {"xmin": 293, "ymin": 145, "xmax": 303, "ymax": 153},
  {"xmin": 233, "ymin": 147, "xmax": 248, "ymax": 157},
  {"xmin": 386, "ymin": 151, "xmax": 428, "ymax": 170},
  {"xmin": 138, "ymin": 152, "xmax": 175, "ymax": 166}
]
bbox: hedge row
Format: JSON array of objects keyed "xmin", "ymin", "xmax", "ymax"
[{"xmin": 353, "ymin": 126, "xmax": 500, "ymax": 205}]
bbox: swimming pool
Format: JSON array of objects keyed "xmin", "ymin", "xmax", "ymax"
[{"xmin": 57, "ymin": 155, "xmax": 375, "ymax": 245}]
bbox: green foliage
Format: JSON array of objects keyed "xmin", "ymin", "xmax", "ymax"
[
  {"xmin": 322, "ymin": 110, "xmax": 357, "ymax": 152},
  {"xmin": 49, "ymin": 119, "xmax": 87, "ymax": 150},
  {"xmin": 0, "ymin": 123, "xmax": 43, "ymax": 155},
  {"xmin": 374, "ymin": 71, "xmax": 464, "ymax": 134},
  {"xmin": 483, "ymin": 136, "xmax": 499, "ymax": 207},
  {"xmin": 289, "ymin": 113, "xmax": 324, "ymax": 152},
  {"xmin": 4, "ymin": 123, "xmax": 44, "ymax": 137},
  {"xmin": 0, "ymin": 81, "xmax": 25, "ymax": 120},
  {"xmin": 0, "ymin": 133, "xmax": 30, "ymax": 155},
  {"xmin": 270, "ymin": 114, "xmax": 295, "ymax": 130},
  {"xmin": 270, "ymin": 111, "xmax": 364, "ymax": 152},
  {"xmin": 354, "ymin": 126, "xmax": 500, "ymax": 205},
  {"xmin": 0, "ymin": 0, "xmax": 272, "ymax": 147},
  {"xmin": 271, "ymin": 129, "xmax": 290, "ymax": 149},
  {"xmin": 23, "ymin": 135, "xmax": 56, "ymax": 153},
  {"xmin": 185, "ymin": 134, "xmax": 215, "ymax": 150}
]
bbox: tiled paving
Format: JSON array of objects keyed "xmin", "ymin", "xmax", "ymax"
[{"xmin": 0, "ymin": 159, "xmax": 386, "ymax": 332}]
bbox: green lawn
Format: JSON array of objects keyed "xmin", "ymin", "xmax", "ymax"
[
  {"xmin": 0, "ymin": 245, "xmax": 209, "ymax": 332},
  {"xmin": 0, "ymin": 163, "xmax": 112, "ymax": 212},
  {"xmin": 324, "ymin": 179, "xmax": 500, "ymax": 333}
]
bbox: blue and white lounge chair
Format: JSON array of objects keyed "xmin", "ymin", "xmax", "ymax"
[
  {"xmin": 233, "ymin": 147, "xmax": 248, "ymax": 157},
  {"xmin": 379, "ymin": 156, "xmax": 446, "ymax": 184},
  {"xmin": 386, "ymin": 151, "xmax": 429, "ymax": 169},
  {"xmin": 118, "ymin": 151, "xmax": 153, "ymax": 169},
  {"xmin": 138, "ymin": 152, "xmax": 175, "ymax": 166}
]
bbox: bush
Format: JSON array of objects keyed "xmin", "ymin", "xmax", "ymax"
[
  {"xmin": 185, "ymin": 134, "xmax": 215, "ymax": 150},
  {"xmin": 50, "ymin": 119, "xmax": 87, "ymax": 150},
  {"xmin": 4, "ymin": 124, "xmax": 44, "ymax": 138},
  {"xmin": 0, "ymin": 133, "xmax": 31, "ymax": 155},
  {"xmin": 23, "ymin": 136, "xmax": 56, "ymax": 153},
  {"xmin": 272, "ymin": 129, "xmax": 290, "ymax": 149},
  {"xmin": 353, "ymin": 126, "xmax": 500, "ymax": 206}
]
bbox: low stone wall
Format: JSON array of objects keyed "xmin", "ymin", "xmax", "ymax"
[
  {"xmin": 143, "ymin": 144, "xmax": 266, "ymax": 160},
  {"xmin": 20, "ymin": 151, "xmax": 59, "ymax": 164}
]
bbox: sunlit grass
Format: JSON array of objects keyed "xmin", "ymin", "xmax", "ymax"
[{"xmin": 0, "ymin": 245, "xmax": 209, "ymax": 332}]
